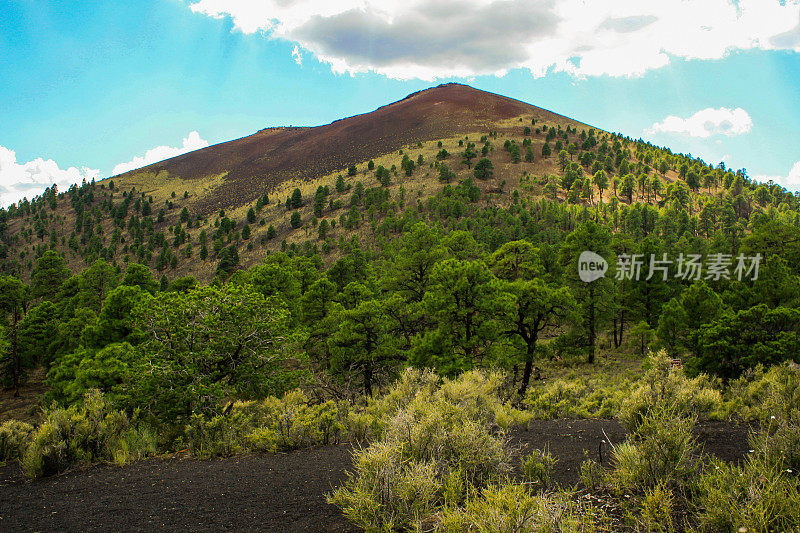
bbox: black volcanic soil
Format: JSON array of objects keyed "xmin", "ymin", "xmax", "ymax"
[{"xmin": 0, "ymin": 420, "xmax": 751, "ymax": 532}]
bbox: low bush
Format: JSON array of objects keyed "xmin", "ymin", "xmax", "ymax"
[
  {"xmin": 638, "ymin": 482, "xmax": 674, "ymax": 532},
  {"xmin": 345, "ymin": 368, "xmax": 440, "ymax": 442},
  {"xmin": 744, "ymin": 365, "xmax": 800, "ymax": 471},
  {"xmin": 520, "ymin": 448, "xmax": 555, "ymax": 488},
  {"xmin": 433, "ymin": 484, "xmax": 609, "ymax": 532},
  {"xmin": 619, "ymin": 351, "xmax": 723, "ymax": 433},
  {"xmin": 328, "ymin": 371, "xmax": 514, "ymax": 531},
  {"xmin": 0, "ymin": 420, "xmax": 34, "ymax": 462},
  {"xmin": 525, "ymin": 376, "xmax": 628, "ymax": 419},
  {"xmin": 22, "ymin": 391, "xmax": 156, "ymax": 478},
  {"xmin": 185, "ymin": 390, "xmax": 346, "ymax": 458},
  {"xmin": 609, "ymin": 406, "xmax": 699, "ymax": 494}
]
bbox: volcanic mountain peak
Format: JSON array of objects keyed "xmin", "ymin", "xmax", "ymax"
[{"xmin": 114, "ymin": 84, "xmax": 588, "ymax": 212}]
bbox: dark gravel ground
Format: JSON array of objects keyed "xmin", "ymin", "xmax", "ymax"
[{"xmin": 0, "ymin": 420, "xmax": 752, "ymax": 532}]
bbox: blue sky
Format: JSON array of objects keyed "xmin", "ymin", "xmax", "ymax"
[{"xmin": 1, "ymin": 0, "xmax": 799, "ymax": 205}]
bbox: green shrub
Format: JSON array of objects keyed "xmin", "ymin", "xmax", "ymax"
[
  {"xmin": 345, "ymin": 368, "xmax": 440, "ymax": 442},
  {"xmin": 746, "ymin": 366, "xmax": 800, "ymax": 471},
  {"xmin": 525, "ymin": 377, "xmax": 628, "ymax": 419},
  {"xmin": 185, "ymin": 412, "xmax": 248, "ymax": 457},
  {"xmin": 328, "ymin": 372, "xmax": 513, "ymax": 531},
  {"xmin": 638, "ymin": 482, "xmax": 674, "ymax": 532},
  {"xmin": 184, "ymin": 390, "xmax": 346, "ymax": 457},
  {"xmin": 342, "ymin": 368, "xmax": 530, "ymax": 444},
  {"xmin": 434, "ymin": 484, "xmax": 608, "ymax": 532},
  {"xmin": 22, "ymin": 390, "xmax": 156, "ymax": 478},
  {"xmin": 521, "ymin": 448, "xmax": 555, "ymax": 488},
  {"xmin": 609, "ymin": 406, "xmax": 699, "ymax": 494},
  {"xmin": 620, "ymin": 351, "xmax": 722, "ymax": 433},
  {"xmin": 0, "ymin": 420, "xmax": 34, "ymax": 462}
]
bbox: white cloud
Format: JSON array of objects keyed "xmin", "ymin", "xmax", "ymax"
[
  {"xmin": 754, "ymin": 160, "xmax": 800, "ymax": 193},
  {"xmin": 111, "ymin": 131, "xmax": 209, "ymax": 175},
  {"xmin": 645, "ymin": 107, "xmax": 753, "ymax": 138},
  {"xmin": 291, "ymin": 45, "xmax": 303, "ymax": 65},
  {"xmin": 0, "ymin": 145, "xmax": 100, "ymax": 207},
  {"xmin": 188, "ymin": 0, "xmax": 800, "ymax": 80}
]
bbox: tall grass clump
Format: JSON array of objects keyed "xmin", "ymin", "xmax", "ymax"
[
  {"xmin": 22, "ymin": 390, "xmax": 157, "ymax": 478},
  {"xmin": 328, "ymin": 370, "xmax": 515, "ymax": 531}
]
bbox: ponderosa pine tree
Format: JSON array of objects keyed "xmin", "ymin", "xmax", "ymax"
[
  {"xmin": 559, "ymin": 220, "xmax": 612, "ymax": 363},
  {"xmin": 0, "ymin": 276, "xmax": 28, "ymax": 396},
  {"xmin": 30, "ymin": 250, "xmax": 69, "ymax": 302},
  {"xmin": 501, "ymin": 278, "xmax": 576, "ymax": 395},
  {"xmin": 473, "ymin": 158, "xmax": 494, "ymax": 180}
]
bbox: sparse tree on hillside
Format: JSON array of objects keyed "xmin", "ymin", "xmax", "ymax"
[
  {"xmin": 525, "ymin": 146, "xmax": 534, "ymax": 163},
  {"xmin": 473, "ymin": 158, "xmax": 494, "ymax": 181},
  {"xmin": 686, "ymin": 171, "xmax": 701, "ymax": 192},
  {"xmin": 438, "ymin": 164, "xmax": 456, "ymax": 183},
  {"xmin": 215, "ymin": 245, "xmax": 240, "ymax": 279},
  {"xmin": 558, "ymin": 150, "xmax": 569, "ymax": 170},
  {"xmin": 291, "ymin": 188, "xmax": 303, "ymax": 209},
  {"xmin": 622, "ymin": 173, "xmax": 636, "ymax": 203},
  {"xmin": 593, "ymin": 170, "xmax": 608, "ymax": 202},
  {"xmin": 461, "ymin": 143, "xmax": 477, "ymax": 168}
]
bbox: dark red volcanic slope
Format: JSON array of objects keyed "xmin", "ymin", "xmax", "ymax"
[{"xmin": 114, "ymin": 83, "xmax": 589, "ymax": 210}]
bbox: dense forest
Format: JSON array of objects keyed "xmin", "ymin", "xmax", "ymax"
[{"xmin": 1, "ymin": 120, "xmax": 799, "ymax": 530}]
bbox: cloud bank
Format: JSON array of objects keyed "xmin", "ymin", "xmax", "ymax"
[
  {"xmin": 111, "ymin": 131, "xmax": 209, "ymax": 175},
  {"xmin": 188, "ymin": 0, "xmax": 800, "ymax": 80},
  {"xmin": 0, "ymin": 132, "xmax": 210, "ymax": 208},
  {"xmin": 0, "ymin": 145, "xmax": 100, "ymax": 207},
  {"xmin": 646, "ymin": 107, "xmax": 754, "ymax": 138},
  {"xmin": 755, "ymin": 160, "xmax": 800, "ymax": 193}
]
